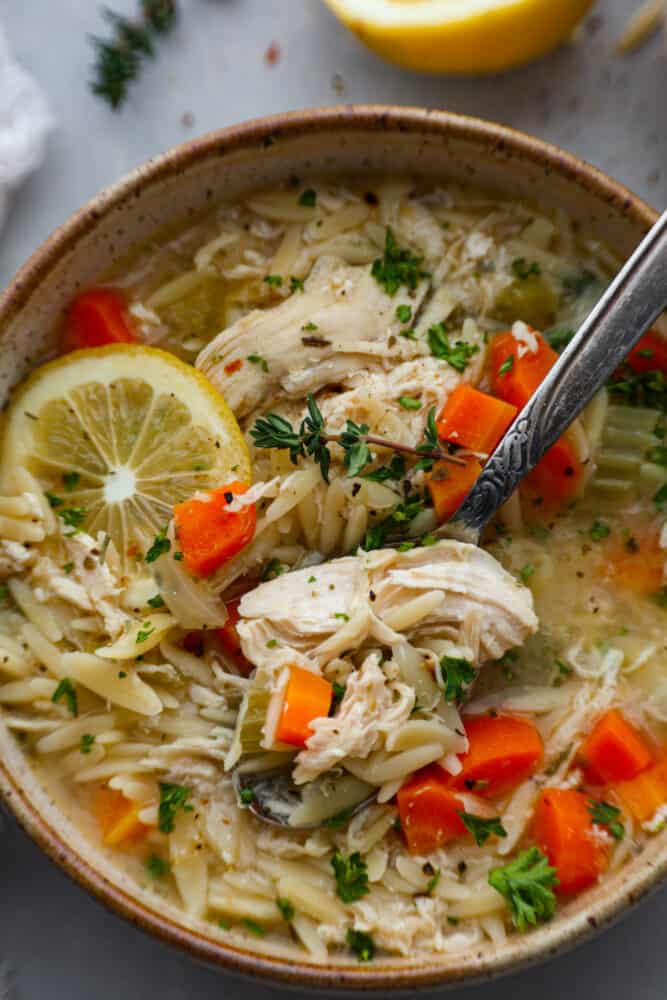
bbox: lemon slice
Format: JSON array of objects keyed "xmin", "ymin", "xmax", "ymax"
[
  {"xmin": 324, "ymin": 0, "xmax": 594, "ymax": 74},
  {"xmin": 1, "ymin": 345, "xmax": 251, "ymax": 568}
]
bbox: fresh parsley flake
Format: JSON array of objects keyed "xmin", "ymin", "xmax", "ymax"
[
  {"xmin": 546, "ymin": 327, "xmax": 575, "ymax": 352},
  {"xmin": 147, "ymin": 594, "xmax": 165, "ymax": 609},
  {"xmin": 331, "ymin": 680, "xmax": 346, "ymax": 710},
  {"xmin": 264, "ymin": 274, "xmax": 283, "ymax": 288},
  {"xmin": 247, "ymin": 353, "xmax": 269, "ymax": 372},
  {"xmin": 266, "ymin": 638, "xmax": 279, "ymax": 648},
  {"xmin": 458, "ymin": 812, "xmax": 507, "ymax": 847},
  {"xmin": 396, "ymin": 303, "xmax": 412, "ymax": 324},
  {"xmin": 80, "ymin": 733, "xmax": 95, "ymax": 755},
  {"xmin": 654, "ymin": 484, "xmax": 667, "ymax": 511},
  {"xmin": 512, "ymin": 258, "xmax": 541, "ymax": 279},
  {"xmin": 52, "ymin": 678, "xmax": 78, "ymax": 716},
  {"xmin": 46, "ymin": 493, "xmax": 64, "ymax": 509},
  {"xmin": 173, "ymin": 551, "xmax": 183, "ymax": 561},
  {"xmin": 331, "ymin": 850, "xmax": 369, "ymax": 903},
  {"xmin": 277, "ymin": 897, "xmax": 295, "ymax": 921},
  {"xmin": 519, "ymin": 563, "xmax": 535, "ymax": 583},
  {"xmin": 242, "ymin": 918, "xmax": 266, "ymax": 937},
  {"xmin": 326, "ymin": 805, "xmax": 357, "ymax": 830},
  {"xmin": 302, "ymin": 321, "xmax": 318, "ymax": 332},
  {"xmin": 590, "ymin": 520, "xmax": 610, "ymax": 542},
  {"xmin": 290, "ymin": 276, "xmax": 305, "ymax": 293},
  {"xmin": 499, "ymin": 355, "xmax": 515, "ymax": 377},
  {"xmin": 589, "ymin": 800, "xmax": 625, "ymax": 841},
  {"xmin": 261, "ymin": 558, "xmax": 285, "ymax": 581},
  {"xmin": 427, "ymin": 322, "xmax": 479, "ymax": 373},
  {"xmin": 59, "ymin": 507, "xmax": 87, "ymax": 533},
  {"xmin": 63, "ymin": 562, "xmax": 75, "ymax": 574},
  {"xmin": 440, "ymin": 656, "xmax": 475, "ymax": 704},
  {"xmin": 334, "ymin": 612, "xmax": 350, "ymax": 622},
  {"xmin": 158, "ymin": 782, "xmax": 193, "ymax": 834},
  {"xmin": 145, "ymin": 526, "xmax": 170, "ymax": 563},
  {"xmin": 63, "ymin": 471, "xmax": 81, "ymax": 491},
  {"xmin": 371, "ymin": 227, "xmax": 428, "ymax": 296},
  {"xmin": 136, "ymin": 622, "xmax": 155, "ymax": 644},
  {"xmin": 346, "ymin": 928, "xmax": 375, "ymax": 962},
  {"xmin": 298, "ymin": 188, "xmax": 317, "ymax": 207},
  {"xmin": 239, "ymin": 788, "xmax": 255, "ymax": 805},
  {"xmin": 488, "ymin": 847, "xmax": 558, "ymax": 931},
  {"xmin": 146, "ymin": 854, "xmax": 170, "ymax": 878},
  {"xmin": 425, "ymin": 868, "xmax": 441, "ymax": 895}
]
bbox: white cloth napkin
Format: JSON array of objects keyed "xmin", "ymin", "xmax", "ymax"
[{"xmin": 0, "ymin": 24, "xmax": 52, "ymax": 233}]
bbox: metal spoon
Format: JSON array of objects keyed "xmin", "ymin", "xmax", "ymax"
[{"xmin": 236, "ymin": 209, "xmax": 667, "ymax": 829}]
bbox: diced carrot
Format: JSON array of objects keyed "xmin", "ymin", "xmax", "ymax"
[
  {"xmin": 624, "ymin": 330, "xmax": 667, "ymax": 376},
  {"xmin": 173, "ymin": 481, "xmax": 256, "ymax": 578},
  {"xmin": 490, "ymin": 329, "xmax": 583, "ymax": 507},
  {"xmin": 489, "ymin": 329, "xmax": 559, "ymax": 410},
  {"xmin": 427, "ymin": 456, "xmax": 482, "ymax": 523},
  {"xmin": 274, "ymin": 665, "xmax": 333, "ymax": 748},
  {"xmin": 605, "ymin": 531, "xmax": 665, "ymax": 597},
  {"xmin": 449, "ymin": 715, "xmax": 543, "ymax": 798},
  {"xmin": 435, "ymin": 384, "xmax": 518, "ymax": 455},
  {"xmin": 533, "ymin": 788, "xmax": 609, "ymax": 896},
  {"xmin": 615, "ymin": 756, "xmax": 667, "ymax": 823},
  {"xmin": 397, "ymin": 765, "xmax": 468, "ymax": 854},
  {"xmin": 216, "ymin": 596, "xmax": 254, "ymax": 676},
  {"xmin": 62, "ymin": 288, "xmax": 136, "ymax": 352},
  {"xmin": 94, "ymin": 787, "xmax": 148, "ymax": 848},
  {"xmin": 578, "ymin": 709, "xmax": 653, "ymax": 785}
]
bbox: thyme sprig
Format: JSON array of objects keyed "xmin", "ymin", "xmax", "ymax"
[
  {"xmin": 250, "ymin": 394, "xmax": 464, "ymax": 483},
  {"xmin": 91, "ymin": 1, "xmax": 178, "ymax": 109}
]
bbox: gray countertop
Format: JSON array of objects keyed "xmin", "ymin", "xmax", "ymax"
[{"xmin": 2, "ymin": 1, "xmax": 667, "ymax": 997}]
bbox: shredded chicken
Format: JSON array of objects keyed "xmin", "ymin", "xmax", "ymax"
[
  {"xmin": 196, "ymin": 256, "xmax": 430, "ymax": 420},
  {"xmin": 0, "ymin": 540, "xmax": 36, "ymax": 579},
  {"xmin": 293, "ymin": 653, "xmax": 414, "ymax": 784},
  {"xmin": 238, "ymin": 540, "xmax": 538, "ymax": 670}
]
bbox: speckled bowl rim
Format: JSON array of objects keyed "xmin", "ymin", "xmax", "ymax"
[{"xmin": 0, "ymin": 106, "xmax": 662, "ymax": 991}]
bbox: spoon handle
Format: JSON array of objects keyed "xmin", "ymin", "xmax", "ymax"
[{"xmin": 453, "ymin": 209, "xmax": 667, "ymax": 534}]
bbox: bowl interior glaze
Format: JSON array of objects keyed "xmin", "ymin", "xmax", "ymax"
[{"xmin": 0, "ymin": 106, "xmax": 661, "ymax": 991}]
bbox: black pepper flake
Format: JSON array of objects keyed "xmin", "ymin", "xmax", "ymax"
[
  {"xmin": 301, "ymin": 335, "xmax": 332, "ymax": 348},
  {"xmin": 369, "ymin": 589, "xmax": 376, "ymax": 602},
  {"xmin": 364, "ymin": 191, "xmax": 378, "ymax": 205},
  {"xmin": 351, "ymin": 482, "xmax": 361, "ymax": 497},
  {"xmin": 224, "ymin": 492, "xmax": 233, "ymax": 503}
]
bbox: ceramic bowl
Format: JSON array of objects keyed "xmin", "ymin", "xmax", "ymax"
[{"xmin": 0, "ymin": 106, "xmax": 662, "ymax": 990}]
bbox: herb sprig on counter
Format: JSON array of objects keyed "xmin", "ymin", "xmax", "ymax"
[
  {"xmin": 91, "ymin": 1, "xmax": 178, "ymax": 109},
  {"xmin": 250, "ymin": 393, "xmax": 464, "ymax": 484}
]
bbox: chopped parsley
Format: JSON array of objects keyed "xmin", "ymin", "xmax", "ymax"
[
  {"xmin": 331, "ymin": 850, "xmax": 369, "ymax": 903},
  {"xmin": 145, "ymin": 526, "xmax": 170, "ymax": 563},
  {"xmin": 276, "ymin": 897, "xmax": 295, "ymax": 921},
  {"xmin": 519, "ymin": 563, "xmax": 535, "ymax": 583},
  {"xmin": 331, "ymin": 680, "xmax": 346, "ymax": 710},
  {"xmin": 52, "ymin": 678, "xmax": 78, "ymax": 716},
  {"xmin": 447, "ymin": 916, "xmax": 460, "ymax": 926},
  {"xmin": 63, "ymin": 471, "xmax": 81, "ymax": 492},
  {"xmin": 334, "ymin": 612, "xmax": 350, "ymax": 622},
  {"xmin": 173, "ymin": 551, "xmax": 183, "ymax": 561},
  {"xmin": 326, "ymin": 805, "xmax": 357, "ymax": 830},
  {"xmin": 654, "ymin": 484, "xmax": 667, "ymax": 511},
  {"xmin": 302, "ymin": 321, "xmax": 318, "ymax": 332},
  {"xmin": 396, "ymin": 303, "xmax": 412, "ymax": 324},
  {"xmin": 266, "ymin": 638, "xmax": 279, "ymax": 649},
  {"xmin": 427, "ymin": 322, "xmax": 480, "ymax": 373},
  {"xmin": 247, "ymin": 353, "xmax": 269, "ymax": 372},
  {"xmin": 298, "ymin": 188, "xmax": 317, "ymax": 207},
  {"xmin": 239, "ymin": 788, "xmax": 255, "ymax": 805},
  {"xmin": 488, "ymin": 847, "xmax": 558, "ymax": 930},
  {"xmin": 440, "ymin": 656, "xmax": 475, "ymax": 704},
  {"xmin": 146, "ymin": 854, "xmax": 170, "ymax": 878},
  {"xmin": 46, "ymin": 492, "xmax": 64, "ymax": 508},
  {"xmin": 398, "ymin": 395, "xmax": 422, "ymax": 411},
  {"xmin": 0, "ymin": 585, "xmax": 8, "ymax": 602},
  {"xmin": 80, "ymin": 733, "xmax": 95, "ymax": 755},
  {"xmin": 290, "ymin": 276, "xmax": 305, "ymax": 293},
  {"xmin": 555, "ymin": 658, "xmax": 573, "ymax": 678},
  {"xmin": 261, "ymin": 558, "xmax": 285, "ymax": 581},
  {"xmin": 647, "ymin": 444, "xmax": 667, "ymax": 467},
  {"xmin": 458, "ymin": 812, "xmax": 507, "ymax": 847},
  {"xmin": 59, "ymin": 507, "xmax": 87, "ymax": 533},
  {"xmin": 590, "ymin": 519, "xmax": 610, "ymax": 542},
  {"xmin": 425, "ymin": 868, "xmax": 441, "ymax": 895},
  {"xmin": 562, "ymin": 268, "xmax": 596, "ymax": 298},
  {"xmin": 136, "ymin": 622, "xmax": 155, "ymax": 644},
  {"xmin": 512, "ymin": 258, "xmax": 541, "ymax": 279},
  {"xmin": 363, "ymin": 454, "xmax": 406, "ymax": 484},
  {"xmin": 546, "ymin": 327, "xmax": 575, "ymax": 353},
  {"xmin": 588, "ymin": 800, "xmax": 625, "ymax": 841},
  {"xmin": 371, "ymin": 227, "xmax": 428, "ymax": 296},
  {"xmin": 63, "ymin": 562, "xmax": 75, "ymax": 575},
  {"xmin": 608, "ymin": 367, "xmax": 667, "ymax": 411},
  {"xmin": 499, "ymin": 355, "xmax": 515, "ymax": 377},
  {"xmin": 147, "ymin": 594, "xmax": 165, "ymax": 609},
  {"xmin": 346, "ymin": 928, "xmax": 375, "ymax": 962},
  {"xmin": 264, "ymin": 274, "xmax": 283, "ymax": 288},
  {"xmin": 158, "ymin": 782, "xmax": 193, "ymax": 833},
  {"xmin": 242, "ymin": 918, "xmax": 266, "ymax": 937}
]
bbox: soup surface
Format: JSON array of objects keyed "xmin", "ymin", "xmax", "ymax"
[{"xmin": 1, "ymin": 176, "xmax": 667, "ymax": 963}]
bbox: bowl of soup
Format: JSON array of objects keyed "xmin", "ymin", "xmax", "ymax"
[{"xmin": 0, "ymin": 106, "xmax": 666, "ymax": 990}]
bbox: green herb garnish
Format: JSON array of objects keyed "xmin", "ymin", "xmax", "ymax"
[
  {"xmin": 588, "ymin": 800, "xmax": 625, "ymax": 841},
  {"xmin": 590, "ymin": 520, "xmax": 610, "ymax": 542},
  {"xmin": 247, "ymin": 353, "xmax": 269, "ymax": 372},
  {"xmin": 512, "ymin": 258, "xmax": 541, "ymax": 279},
  {"xmin": 277, "ymin": 897, "xmax": 295, "ymax": 921},
  {"xmin": 52, "ymin": 678, "xmax": 78, "ymax": 716},
  {"xmin": 298, "ymin": 188, "xmax": 317, "ymax": 207},
  {"xmin": 331, "ymin": 851, "xmax": 369, "ymax": 903},
  {"xmin": 427, "ymin": 322, "xmax": 479, "ymax": 373},
  {"xmin": 80, "ymin": 733, "xmax": 95, "ymax": 755},
  {"xmin": 145, "ymin": 526, "xmax": 170, "ymax": 563},
  {"xmin": 458, "ymin": 812, "xmax": 507, "ymax": 847},
  {"xmin": 346, "ymin": 928, "xmax": 375, "ymax": 962},
  {"xmin": 371, "ymin": 227, "xmax": 428, "ymax": 296},
  {"xmin": 147, "ymin": 594, "xmax": 165, "ymax": 609},
  {"xmin": 440, "ymin": 656, "xmax": 475, "ymax": 704},
  {"xmin": 488, "ymin": 847, "xmax": 558, "ymax": 930},
  {"xmin": 158, "ymin": 782, "xmax": 192, "ymax": 833},
  {"xmin": 146, "ymin": 853, "xmax": 170, "ymax": 878}
]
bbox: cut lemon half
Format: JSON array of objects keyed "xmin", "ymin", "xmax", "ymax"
[
  {"xmin": 323, "ymin": 0, "xmax": 594, "ymax": 75},
  {"xmin": 1, "ymin": 345, "xmax": 251, "ymax": 568}
]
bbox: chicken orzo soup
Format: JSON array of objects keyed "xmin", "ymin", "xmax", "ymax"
[{"xmin": 2, "ymin": 176, "xmax": 667, "ymax": 962}]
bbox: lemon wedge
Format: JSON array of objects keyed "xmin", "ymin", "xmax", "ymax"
[
  {"xmin": 1, "ymin": 345, "xmax": 250, "ymax": 568},
  {"xmin": 324, "ymin": 0, "xmax": 594, "ymax": 74}
]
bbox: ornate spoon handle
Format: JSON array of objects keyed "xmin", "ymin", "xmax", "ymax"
[{"xmin": 453, "ymin": 210, "xmax": 667, "ymax": 536}]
